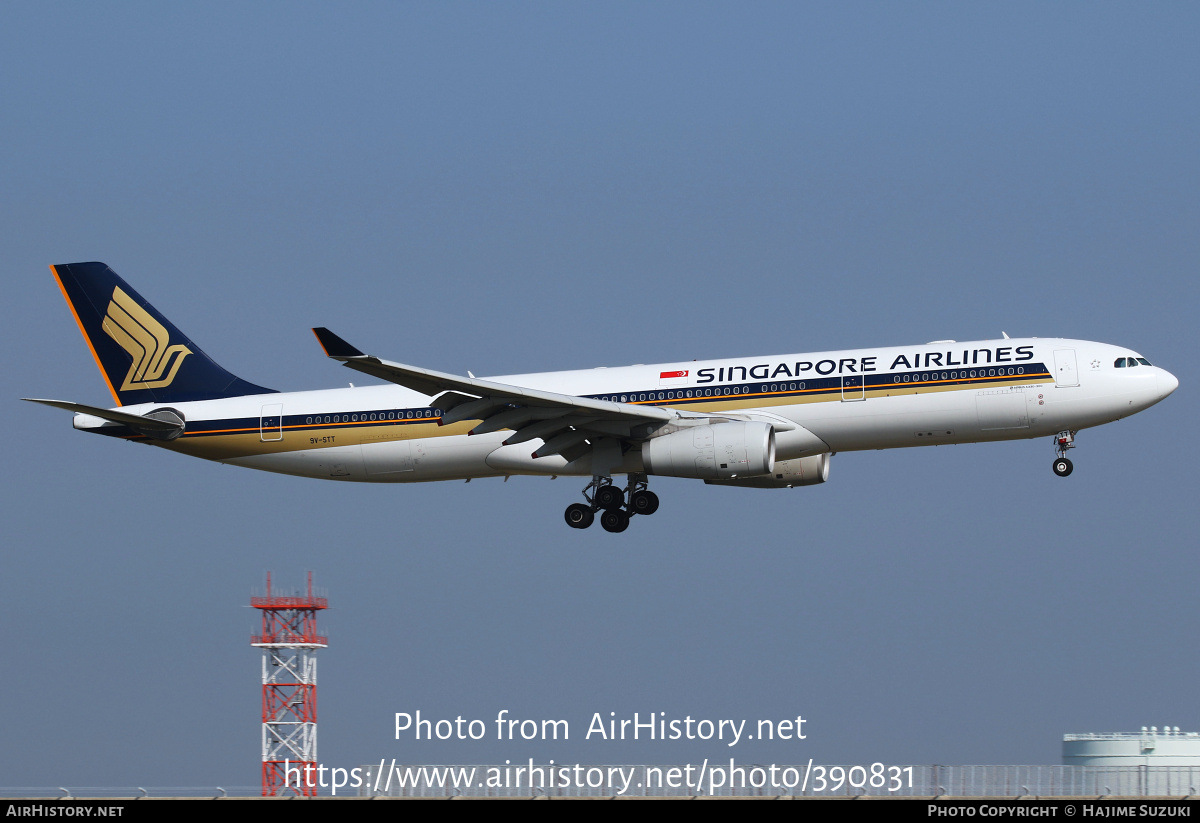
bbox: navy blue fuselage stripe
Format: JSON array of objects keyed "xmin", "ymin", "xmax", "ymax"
[{"xmin": 585, "ymin": 362, "xmax": 1051, "ymax": 406}]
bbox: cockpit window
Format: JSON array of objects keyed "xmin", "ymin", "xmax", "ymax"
[
  {"xmin": 1137, "ymin": 358, "xmax": 1152, "ymax": 366},
  {"xmin": 1114, "ymin": 358, "xmax": 1127, "ymax": 368}
]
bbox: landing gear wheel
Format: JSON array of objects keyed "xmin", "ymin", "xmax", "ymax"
[
  {"xmin": 599, "ymin": 509, "xmax": 630, "ymax": 533},
  {"xmin": 629, "ymin": 489, "xmax": 660, "ymax": 516},
  {"xmin": 594, "ymin": 485, "xmax": 625, "ymax": 510},
  {"xmin": 564, "ymin": 503, "xmax": 595, "ymax": 529},
  {"xmin": 1053, "ymin": 457, "xmax": 1073, "ymax": 477}
]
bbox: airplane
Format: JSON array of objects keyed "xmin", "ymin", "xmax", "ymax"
[{"xmin": 28, "ymin": 262, "xmax": 1179, "ymax": 533}]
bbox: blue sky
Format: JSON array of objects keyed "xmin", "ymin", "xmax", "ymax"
[{"xmin": 2, "ymin": 3, "xmax": 1197, "ymax": 788}]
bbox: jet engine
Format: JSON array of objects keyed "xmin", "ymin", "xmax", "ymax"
[
  {"xmin": 704, "ymin": 453, "xmax": 830, "ymax": 489},
  {"xmin": 641, "ymin": 421, "xmax": 775, "ymax": 480}
]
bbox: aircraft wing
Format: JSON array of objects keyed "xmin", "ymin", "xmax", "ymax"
[{"xmin": 312, "ymin": 327, "xmax": 682, "ymax": 459}]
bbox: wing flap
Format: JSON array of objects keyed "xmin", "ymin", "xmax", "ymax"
[{"xmin": 502, "ymin": 415, "xmax": 592, "ymax": 446}]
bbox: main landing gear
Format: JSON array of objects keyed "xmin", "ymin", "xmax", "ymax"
[
  {"xmin": 564, "ymin": 473, "xmax": 660, "ymax": 533},
  {"xmin": 1052, "ymin": 430, "xmax": 1075, "ymax": 477}
]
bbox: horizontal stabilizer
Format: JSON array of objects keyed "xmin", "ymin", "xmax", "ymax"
[{"xmin": 24, "ymin": 398, "xmax": 184, "ymax": 436}]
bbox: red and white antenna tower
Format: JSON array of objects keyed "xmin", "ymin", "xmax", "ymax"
[{"xmin": 250, "ymin": 571, "xmax": 328, "ymax": 796}]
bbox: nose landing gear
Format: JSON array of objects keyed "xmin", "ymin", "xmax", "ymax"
[
  {"xmin": 1052, "ymin": 431, "xmax": 1075, "ymax": 477},
  {"xmin": 563, "ymin": 473, "xmax": 660, "ymax": 531}
]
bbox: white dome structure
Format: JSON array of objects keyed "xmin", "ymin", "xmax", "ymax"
[{"xmin": 1064, "ymin": 727, "xmax": 1200, "ymax": 767}]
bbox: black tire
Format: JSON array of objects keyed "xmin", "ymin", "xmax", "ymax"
[
  {"xmin": 629, "ymin": 489, "xmax": 660, "ymax": 516},
  {"xmin": 564, "ymin": 503, "xmax": 595, "ymax": 529},
  {"xmin": 599, "ymin": 508, "xmax": 630, "ymax": 533},
  {"xmin": 1052, "ymin": 457, "xmax": 1073, "ymax": 477},
  {"xmin": 594, "ymin": 485, "xmax": 624, "ymax": 510}
]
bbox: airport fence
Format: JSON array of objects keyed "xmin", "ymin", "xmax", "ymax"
[
  {"xmin": 357, "ymin": 763, "xmax": 1200, "ymax": 798},
  {"xmin": 6, "ymin": 765, "xmax": 1199, "ymax": 798}
]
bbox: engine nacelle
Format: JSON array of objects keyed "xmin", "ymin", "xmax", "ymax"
[
  {"xmin": 705, "ymin": 453, "xmax": 830, "ymax": 489},
  {"xmin": 641, "ymin": 422, "xmax": 775, "ymax": 480}
]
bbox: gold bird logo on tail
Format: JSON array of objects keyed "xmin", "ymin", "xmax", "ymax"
[{"xmin": 101, "ymin": 286, "xmax": 192, "ymax": 391}]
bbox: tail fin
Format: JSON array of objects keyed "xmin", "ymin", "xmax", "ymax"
[{"xmin": 51, "ymin": 262, "xmax": 275, "ymax": 406}]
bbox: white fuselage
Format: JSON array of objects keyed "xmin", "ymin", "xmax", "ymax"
[{"xmin": 74, "ymin": 337, "xmax": 1176, "ymax": 484}]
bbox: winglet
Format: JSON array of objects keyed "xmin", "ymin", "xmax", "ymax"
[{"xmin": 312, "ymin": 327, "xmax": 365, "ymax": 359}]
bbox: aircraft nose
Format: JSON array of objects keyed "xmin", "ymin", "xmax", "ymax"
[{"xmin": 1158, "ymin": 369, "xmax": 1179, "ymax": 399}]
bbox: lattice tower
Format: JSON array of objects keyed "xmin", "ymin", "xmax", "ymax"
[{"xmin": 250, "ymin": 571, "xmax": 328, "ymax": 796}]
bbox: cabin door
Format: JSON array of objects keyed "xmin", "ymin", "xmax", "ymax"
[
  {"xmin": 1053, "ymin": 349, "xmax": 1079, "ymax": 387},
  {"xmin": 260, "ymin": 404, "xmax": 283, "ymax": 442}
]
